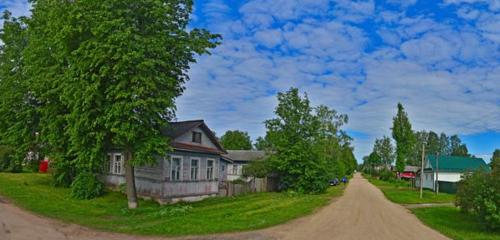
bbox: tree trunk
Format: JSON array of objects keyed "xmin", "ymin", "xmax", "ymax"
[{"xmin": 124, "ymin": 150, "xmax": 138, "ymax": 209}]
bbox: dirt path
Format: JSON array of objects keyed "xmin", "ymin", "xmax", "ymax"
[{"xmin": 0, "ymin": 173, "xmax": 449, "ymax": 240}]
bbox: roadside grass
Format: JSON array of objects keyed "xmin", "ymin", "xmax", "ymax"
[
  {"xmin": 0, "ymin": 173, "xmax": 344, "ymax": 236},
  {"xmin": 366, "ymin": 176, "xmax": 455, "ymax": 204},
  {"xmin": 412, "ymin": 207, "xmax": 500, "ymax": 240}
]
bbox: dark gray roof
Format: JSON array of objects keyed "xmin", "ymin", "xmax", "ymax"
[
  {"xmin": 223, "ymin": 150, "xmax": 267, "ymax": 162},
  {"xmin": 161, "ymin": 120, "xmax": 226, "ymax": 154},
  {"xmin": 162, "ymin": 120, "xmax": 204, "ymax": 139}
]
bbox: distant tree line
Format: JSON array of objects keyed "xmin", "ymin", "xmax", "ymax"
[{"xmin": 363, "ymin": 103, "xmax": 474, "ymax": 172}]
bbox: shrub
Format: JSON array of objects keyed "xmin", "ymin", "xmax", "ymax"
[
  {"xmin": 456, "ymin": 170, "xmax": 500, "ymax": 230},
  {"xmin": 242, "ymin": 160, "xmax": 270, "ymax": 178},
  {"xmin": 51, "ymin": 158, "xmax": 77, "ymax": 187},
  {"xmin": 70, "ymin": 172, "xmax": 104, "ymax": 199},
  {"xmin": 379, "ymin": 169, "xmax": 396, "ymax": 182},
  {"xmin": 0, "ymin": 145, "xmax": 22, "ymax": 173},
  {"xmin": 231, "ymin": 178, "xmax": 247, "ymax": 184}
]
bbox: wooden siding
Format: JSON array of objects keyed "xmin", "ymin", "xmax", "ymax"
[
  {"xmin": 175, "ymin": 126, "xmax": 218, "ymax": 149},
  {"xmin": 163, "ymin": 180, "xmax": 218, "ymax": 198}
]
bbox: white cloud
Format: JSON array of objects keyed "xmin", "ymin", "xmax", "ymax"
[{"xmin": 2, "ymin": 0, "xmax": 498, "ymax": 161}]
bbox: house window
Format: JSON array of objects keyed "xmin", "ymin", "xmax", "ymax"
[
  {"xmin": 191, "ymin": 158, "xmax": 199, "ymax": 180},
  {"xmin": 221, "ymin": 164, "xmax": 225, "ymax": 173},
  {"xmin": 207, "ymin": 159, "xmax": 214, "ymax": 180},
  {"xmin": 106, "ymin": 154, "xmax": 112, "ymax": 173},
  {"xmin": 108, "ymin": 153, "xmax": 123, "ymax": 175},
  {"xmin": 192, "ymin": 131, "xmax": 202, "ymax": 143},
  {"xmin": 232, "ymin": 164, "xmax": 238, "ymax": 175},
  {"xmin": 170, "ymin": 157, "xmax": 182, "ymax": 181}
]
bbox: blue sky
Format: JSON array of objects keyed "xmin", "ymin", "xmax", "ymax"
[{"xmin": 1, "ymin": 0, "xmax": 499, "ymax": 162}]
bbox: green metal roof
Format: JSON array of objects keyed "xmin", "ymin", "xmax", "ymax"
[{"xmin": 426, "ymin": 155, "xmax": 490, "ymax": 173}]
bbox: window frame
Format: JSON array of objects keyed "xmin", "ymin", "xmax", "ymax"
[
  {"xmin": 232, "ymin": 164, "xmax": 238, "ymax": 175},
  {"xmin": 107, "ymin": 153, "xmax": 123, "ymax": 175},
  {"xmin": 190, "ymin": 157, "xmax": 200, "ymax": 180},
  {"xmin": 206, "ymin": 159, "xmax": 215, "ymax": 180},
  {"xmin": 169, "ymin": 155, "xmax": 183, "ymax": 181},
  {"xmin": 192, "ymin": 131, "xmax": 202, "ymax": 144}
]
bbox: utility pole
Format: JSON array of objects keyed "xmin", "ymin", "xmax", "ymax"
[
  {"xmin": 420, "ymin": 143, "xmax": 425, "ymax": 199},
  {"xmin": 436, "ymin": 152, "xmax": 440, "ymax": 194}
]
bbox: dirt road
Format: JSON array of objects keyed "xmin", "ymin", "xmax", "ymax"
[{"xmin": 0, "ymin": 173, "xmax": 449, "ymax": 240}]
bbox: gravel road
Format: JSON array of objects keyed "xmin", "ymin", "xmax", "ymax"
[{"xmin": 0, "ymin": 173, "xmax": 449, "ymax": 240}]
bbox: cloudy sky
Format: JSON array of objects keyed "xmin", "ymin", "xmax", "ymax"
[{"xmin": 1, "ymin": 0, "xmax": 499, "ymax": 162}]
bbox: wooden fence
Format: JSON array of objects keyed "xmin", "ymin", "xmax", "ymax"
[{"xmin": 220, "ymin": 176, "xmax": 279, "ymax": 197}]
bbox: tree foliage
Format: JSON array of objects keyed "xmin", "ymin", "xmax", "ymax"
[
  {"xmin": 491, "ymin": 149, "xmax": 500, "ymax": 171},
  {"xmin": 264, "ymin": 88, "xmax": 355, "ymax": 193},
  {"xmin": 449, "ymin": 135, "xmax": 470, "ymax": 157},
  {"xmin": 242, "ymin": 160, "xmax": 271, "ymax": 178},
  {"xmin": 220, "ymin": 130, "xmax": 252, "ymax": 150},
  {"xmin": 0, "ymin": 1, "xmax": 220, "ymax": 205},
  {"xmin": 410, "ymin": 131, "xmax": 470, "ymax": 165},
  {"xmin": 254, "ymin": 136, "xmax": 272, "ymax": 150},
  {"xmin": 373, "ymin": 136, "xmax": 394, "ymax": 167},
  {"xmin": 391, "ymin": 103, "xmax": 415, "ymax": 172},
  {"xmin": 0, "ymin": 12, "xmax": 40, "ymax": 171},
  {"xmin": 456, "ymin": 169, "xmax": 500, "ymax": 230}
]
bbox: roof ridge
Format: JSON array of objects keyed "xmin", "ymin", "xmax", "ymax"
[{"xmin": 169, "ymin": 119, "xmax": 204, "ymax": 124}]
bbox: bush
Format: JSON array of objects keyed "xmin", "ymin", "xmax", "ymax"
[
  {"xmin": 379, "ymin": 169, "xmax": 396, "ymax": 182},
  {"xmin": 0, "ymin": 145, "xmax": 22, "ymax": 173},
  {"xmin": 51, "ymin": 157, "xmax": 77, "ymax": 187},
  {"xmin": 242, "ymin": 160, "xmax": 270, "ymax": 178},
  {"xmin": 456, "ymin": 170, "xmax": 500, "ymax": 230},
  {"xmin": 231, "ymin": 178, "xmax": 247, "ymax": 184},
  {"xmin": 70, "ymin": 172, "xmax": 104, "ymax": 199}
]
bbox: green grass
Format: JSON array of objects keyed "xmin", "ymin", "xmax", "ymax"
[
  {"xmin": 412, "ymin": 207, "xmax": 500, "ymax": 240},
  {"xmin": 0, "ymin": 173, "xmax": 344, "ymax": 236},
  {"xmin": 367, "ymin": 176, "xmax": 455, "ymax": 204}
]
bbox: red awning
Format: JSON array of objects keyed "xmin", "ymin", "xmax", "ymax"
[{"xmin": 400, "ymin": 172, "xmax": 416, "ymax": 179}]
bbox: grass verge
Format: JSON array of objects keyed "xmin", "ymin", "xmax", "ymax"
[
  {"xmin": 0, "ymin": 173, "xmax": 344, "ymax": 236},
  {"xmin": 412, "ymin": 207, "xmax": 500, "ymax": 240},
  {"xmin": 366, "ymin": 176, "xmax": 455, "ymax": 204}
]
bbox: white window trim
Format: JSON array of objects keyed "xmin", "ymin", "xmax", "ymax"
[
  {"xmin": 190, "ymin": 157, "xmax": 200, "ymax": 180},
  {"xmin": 231, "ymin": 164, "xmax": 238, "ymax": 175},
  {"xmin": 169, "ymin": 155, "xmax": 183, "ymax": 181},
  {"xmin": 108, "ymin": 153, "xmax": 124, "ymax": 175},
  {"xmin": 206, "ymin": 158, "xmax": 216, "ymax": 180}
]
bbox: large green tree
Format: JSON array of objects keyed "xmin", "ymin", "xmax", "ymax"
[
  {"xmin": 265, "ymin": 88, "xmax": 353, "ymax": 193},
  {"xmin": 391, "ymin": 103, "xmax": 415, "ymax": 172},
  {"xmin": 254, "ymin": 136, "xmax": 272, "ymax": 150},
  {"xmin": 17, "ymin": 0, "xmax": 220, "ymax": 206},
  {"xmin": 450, "ymin": 135, "xmax": 470, "ymax": 157},
  {"xmin": 0, "ymin": 12, "xmax": 40, "ymax": 172},
  {"xmin": 426, "ymin": 131, "xmax": 441, "ymax": 155},
  {"xmin": 220, "ymin": 130, "xmax": 252, "ymax": 150},
  {"xmin": 373, "ymin": 136, "xmax": 394, "ymax": 167},
  {"xmin": 439, "ymin": 133, "xmax": 451, "ymax": 155}
]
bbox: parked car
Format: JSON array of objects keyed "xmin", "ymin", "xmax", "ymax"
[{"xmin": 329, "ymin": 178, "xmax": 339, "ymax": 186}]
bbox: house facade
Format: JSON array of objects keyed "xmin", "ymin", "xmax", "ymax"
[
  {"xmin": 415, "ymin": 155, "xmax": 489, "ymax": 193},
  {"xmin": 223, "ymin": 150, "xmax": 266, "ymax": 181},
  {"xmin": 103, "ymin": 120, "xmax": 229, "ymax": 203}
]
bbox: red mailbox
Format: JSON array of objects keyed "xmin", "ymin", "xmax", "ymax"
[{"xmin": 39, "ymin": 159, "xmax": 49, "ymax": 173}]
